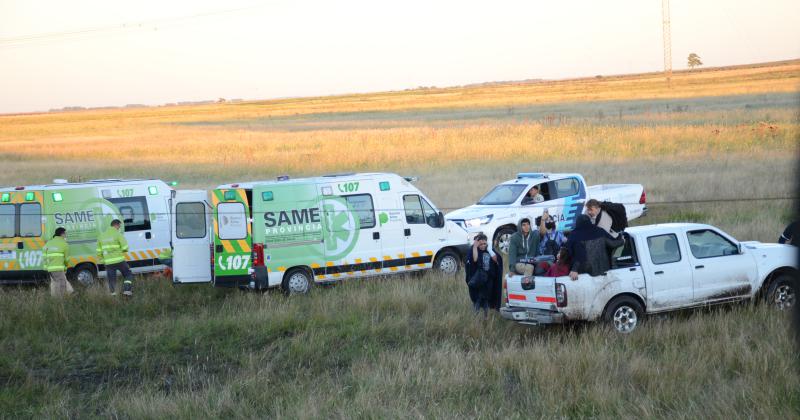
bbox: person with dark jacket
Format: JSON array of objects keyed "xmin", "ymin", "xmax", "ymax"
[
  {"xmin": 465, "ymin": 233, "xmax": 503, "ymax": 316},
  {"xmin": 508, "ymin": 218, "xmax": 541, "ymax": 275},
  {"xmin": 779, "ymin": 221, "xmax": 799, "ymax": 245},
  {"xmin": 566, "ymin": 214, "xmax": 625, "ymax": 280}
]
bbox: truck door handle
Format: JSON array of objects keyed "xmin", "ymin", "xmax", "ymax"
[
  {"xmin": 629, "ymin": 267, "xmax": 637, "ymax": 272},
  {"xmin": 215, "ymin": 245, "xmax": 223, "ymax": 253},
  {"xmin": 17, "ymin": 242, "xmax": 23, "ymax": 249},
  {"xmin": 654, "ymin": 271, "xmax": 664, "ymax": 275},
  {"xmin": 372, "ymin": 232, "xmax": 380, "ymax": 240},
  {"xmin": 404, "ymin": 228, "xmax": 411, "ymax": 236},
  {"xmin": 145, "ymin": 232, "xmax": 152, "ymax": 239},
  {"xmin": 695, "ymin": 265, "xmax": 704, "ymax": 269}
]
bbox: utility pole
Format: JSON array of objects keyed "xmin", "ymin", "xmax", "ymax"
[{"xmin": 662, "ymin": 0, "xmax": 672, "ymax": 86}]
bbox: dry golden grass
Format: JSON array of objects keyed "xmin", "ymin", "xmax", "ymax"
[{"xmin": 0, "ymin": 61, "xmax": 797, "ymax": 187}]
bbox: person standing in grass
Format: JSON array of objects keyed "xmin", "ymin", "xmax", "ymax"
[
  {"xmin": 97, "ymin": 219, "xmax": 134, "ymax": 297},
  {"xmin": 466, "ymin": 233, "xmax": 501, "ymax": 317},
  {"xmin": 44, "ymin": 227, "xmax": 74, "ymax": 297}
]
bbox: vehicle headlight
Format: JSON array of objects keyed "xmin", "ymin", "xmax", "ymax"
[{"xmin": 465, "ymin": 214, "xmax": 493, "ymax": 227}]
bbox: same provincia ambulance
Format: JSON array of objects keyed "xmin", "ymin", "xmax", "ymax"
[
  {"xmin": 170, "ymin": 173, "xmax": 470, "ymax": 294},
  {"xmin": 0, "ymin": 179, "xmax": 172, "ymax": 285}
]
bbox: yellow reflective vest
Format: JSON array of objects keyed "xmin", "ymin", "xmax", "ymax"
[
  {"xmin": 43, "ymin": 236, "xmax": 70, "ymax": 272},
  {"xmin": 97, "ymin": 227, "xmax": 128, "ymax": 265}
]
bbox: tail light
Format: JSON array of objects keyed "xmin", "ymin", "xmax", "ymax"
[
  {"xmin": 503, "ymin": 277, "xmax": 508, "ymax": 305},
  {"xmin": 639, "ymin": 189, "xmax": 646, "ymax": 204},
  {"xmin": 555, "ymin": 283, "xmax": 568, "ymax": 307},
  {"xmin": 252, "ymin": 243, "xmax": 265, "ymax": 267}
]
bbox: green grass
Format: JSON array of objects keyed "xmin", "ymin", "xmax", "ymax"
[{"xmin": 1, "ymin": 274, "xmax": 797, "ymax": 418}]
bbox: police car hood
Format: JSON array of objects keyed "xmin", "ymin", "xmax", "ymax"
[{"xmin": 445, "ymin": 205, "xmax": 499, "ymax": 221}]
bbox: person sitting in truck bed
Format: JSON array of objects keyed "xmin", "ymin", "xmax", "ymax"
[
  {"xmin": 566, "ymin": 214, "xmax": 625, "ymax": 280},
  {"xmin": 584, "ymin": 199, "xmax": 620, "ymax": 238},
  {"xmin": 544, "ymin": 247, "xmax": 571, "ymax": 277},
  {"xmin": 508, "ymin": 218, "xmax": 541, "ymax": 276}
]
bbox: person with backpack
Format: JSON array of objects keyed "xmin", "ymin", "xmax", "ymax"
[
  {"xmin": 585, "ymin": 199, "xmax": 626, "ymax": 238},
  {"xmin": 537, "ymin": 210, "xmax": 566, "ymax": 257},
  {"xmin": 566, "ymin": 215, "xmax": 625, "ymax": 280}
]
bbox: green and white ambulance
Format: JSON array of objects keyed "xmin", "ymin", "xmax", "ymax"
[
  {"xmin": 170, "ymin": 173, "xmax": 469, "ymax": 293},
  {"xmin": 0, "ymin": 179, "xmax": 172, "ymax": 285}
]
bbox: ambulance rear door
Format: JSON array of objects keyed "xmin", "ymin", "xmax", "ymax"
[{"xmin": 171, "ymin": 190, "xmax": 212, "ymax": 283}]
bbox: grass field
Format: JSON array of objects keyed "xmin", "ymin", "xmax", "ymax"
[{"xmin": 0, "ymin": 60, "xmax": 799, "ymax": 418}]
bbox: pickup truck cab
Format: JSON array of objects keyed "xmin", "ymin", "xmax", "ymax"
[
  {"xmin": 501, "ymin": 223, "xmax": 798, "ymax": 333},
  {"xmin": 446, "ymin": 173, "xmax": 646, "ymax": 253}
]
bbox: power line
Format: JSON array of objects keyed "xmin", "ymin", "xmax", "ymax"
[{"xmin": 0, "ymin": 3, "xmax": 267, "ymax": 49}]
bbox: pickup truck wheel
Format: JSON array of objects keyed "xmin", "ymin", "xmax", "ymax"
[
  {"xmin": 282, "ymin": 268, "xmax": 313, "ymax": 295},
  {"xmin": 604, "ymin": 296, "xmax": 644, "ymax": 334},
  {"xmin": 434, "ymin": 249, "xmax": 460, "ymax": 276},
  {"xmin": 766, "ymin": 274, "xmax": 796, "ymax": 310},
  {"xmin": 493, "ymin": 227, "xmax": 515, "ymax": 254}
]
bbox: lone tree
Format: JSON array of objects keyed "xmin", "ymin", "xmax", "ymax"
[{"xmin": 687, "ymin": 53, "xmax": 703, "ymax": 69}]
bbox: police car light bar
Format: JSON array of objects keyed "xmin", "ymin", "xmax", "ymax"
[{"xmin": 516, "ymin": 173, "xmax": 549, "ymax": 179}]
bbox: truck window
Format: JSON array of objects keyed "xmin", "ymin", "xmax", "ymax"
[
  {"xmin": 611, "ymin": 234, "xmax": 638, "ymax": 268},
  {"xmin": 217, "ymin": 202, "xmax": 247, "ymax": 240},
  {"xmin": 108, "ymin": 197, "xmax": 151, "ymax": 232},
  {"xmin": 647, "ymin": 234, "xmax": 681, "ymax": 265},
  {"xmin": 420, "ymin": 197, "xmax": 438, "ymax": 227},
  {"xmin": 19, "ymin": 203, "xmax": 42, "ymax": 237},
  {"xmin": 176, "ymin": 202, "xmax": 207, "ymax": 239},
  {"xmin": 0, "ymin": 205, "xmax": 14, "ymax": 238},
  {"xmin": 403, "ymin": 195, "xmax": 438, "ymax": 226},
  {"xmin": 686, "ymin": 230, "xmax": 738, "ymax": 258},
  {"xmin": 477, "ymin": 184, "xmax": 526, "ymax": 205},
  {"xmin": 403, "ymin": 195, "xmax": 424, "ymax": 224},
  {"xmin": 552, "ymin": 178, "xmax": 580, "ymax": 199},
  {"xmin": 344, "ymin": 194, "xmax": 375, "ymax": 229}
]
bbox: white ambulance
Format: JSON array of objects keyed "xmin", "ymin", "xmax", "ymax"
[
  {"xmin": 170, "ymin": 173, "xmax": 470, "ymax": 293},
  {"xmin": 0, "ymin": 179, "xmax": 172, "ymax": 285}
]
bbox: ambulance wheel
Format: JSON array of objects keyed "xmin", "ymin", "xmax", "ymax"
[
  {"xmin": 493, "ymin": 227, "xmax": 516, "ymax": 255},
  {"xmin": 434, "ymin": 249, "xmax": 460, "ymax": 276},
  {"xmin": 282, "ymin": 268, "xmax": 313, "ymax": 295},
  {"xmin": 71, "ymin": 264, "xmax": 98, "ymax": 288}
]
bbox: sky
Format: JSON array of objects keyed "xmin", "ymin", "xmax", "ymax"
[{"xmin": 1, "ymin": 0, "xmax": 798, "ymax": 114}]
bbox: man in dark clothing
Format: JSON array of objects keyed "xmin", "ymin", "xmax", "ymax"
[
  {"xmin": 779, "ymin": 221, "xmax": 799, "ymax": 245},
  {"xmin": 566, "ymin": 214, "xmax": 625, "ymax": 280},
  {"xmin": 465, "ymin": 233, "xmax": 503, "ymax": 316}
]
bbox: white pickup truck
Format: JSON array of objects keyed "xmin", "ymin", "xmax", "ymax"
[
  {"xmin": 500, "ymin": 223, "xmax": 798, "ymax": 333},
  {"xmin": 446, "ymin": 173, "xmax": 646, "ymax": 253}
]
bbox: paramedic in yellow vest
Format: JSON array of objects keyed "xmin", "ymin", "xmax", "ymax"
[
  {"xmin": 97, "ymin": 219, "xmax": 134, "ymax": 296},
  {"xmin": 44, "ymin": 227, "xmax": 74, "ymax": 297}
]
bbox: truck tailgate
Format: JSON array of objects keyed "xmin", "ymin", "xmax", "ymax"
[{"xmin": 506, "ymin": 275, "xmax": 558, "ymax": 310}]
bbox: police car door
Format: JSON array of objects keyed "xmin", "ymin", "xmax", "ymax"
[
  {"xmin": 542, "ymin": 177, "xmax": 586, "ymax": 232},
  {"xmin": 171, "ymin": 190, "xmax": 212, "ymax": 283}
]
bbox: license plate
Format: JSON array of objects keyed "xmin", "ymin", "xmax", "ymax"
[{"xmin": 0, "ymin": 250, "xmax": 16, "ymax": 260}]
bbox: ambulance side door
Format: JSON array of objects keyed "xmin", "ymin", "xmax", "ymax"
[
  {"xmin": 318, "ymin": 180, "xmax": 381, "ymax": 279},
  {"xmin": 401, "ymin": 193, "xmax": 442, "ymax": 270},
  {"xmin": 171, "ymin": 190, "xmax": 212, "ymax": 283}
]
